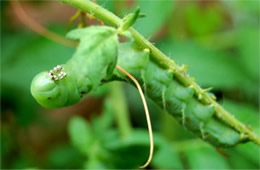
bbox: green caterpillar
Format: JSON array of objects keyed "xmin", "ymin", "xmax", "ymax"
[
  {"xmin": 31, "ymin": 26, "xmax": 246, "ymax": 147},
  {"xmin": 31, "ymin": 26, "xmax": 118, "ymax": 108},
  {"xmin": 114, "ymin": 43, "xmax": 246, "ymax": 147}
]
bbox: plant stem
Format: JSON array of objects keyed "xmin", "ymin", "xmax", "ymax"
[
  {"xmin": 109, "ymin": 82, "xmax": 132, "ymax": 139},
  {"xmin": 60, "ymin": 0, "xmax": 260, "ymax": 145}
]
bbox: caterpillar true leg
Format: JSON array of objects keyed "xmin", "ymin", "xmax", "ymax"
[
  {"xmin": 141, "ymin": 70, "xmax": 147, "ymax": 95},
  {"xmin": 181, "ymin": 104, "xmax": 186, "ymax": 128},
  {"xmin": 200, "ymin": 122, "xmax": 206, "ymax": 139},
  {"xmin": 162, "ymin": 86, "xmax": 166, "ymax": 110}
]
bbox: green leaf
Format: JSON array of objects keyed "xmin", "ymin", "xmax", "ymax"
[
  {"xmin": 222, "ymin": 100, "xmax": 259, "ymax": 135},
  {"xmin": 83, "ymin": 158, "xmax": 107, "ymax": 169},
  {"xmin": 68, "ymin": 116, "xmax": 93, "ymax": 154},
  {"xmin": 232, "ymin": 143, "xmax": 260, "ymax": 167},
  {"xmin": 237, "ymin": 27, "xmax": 259, "ymax": 80},
  {"xmin": 97, "ymin": 0, "xmax": 115, "ymax": 13},
  {"xmin": 158, "ymin": 40, "xmax": 247, "ymax": 89},
  {"xmin": 104, "ymin": 130, "xmax": 183, "ymax": 169},
  {"xmin": 47, "ymin": 144, "xmax": 85, "ymax": 169},
  {"xmin": 104, "ymin": 130, "xmax": 150, "ymax": 168},
  {"xmin": 1, "ymin": 29, "xmax": 74, "ymax": 124},
  {"xmin": 223, "ymin": 0, "xmax": 260, "ymax": 16},
  {"xmin": 228, "ymin": 144, "xmax": 260, "ymax": 169},
  {"xmin": 10, "ymin": 156, "xmax": 35, "ymax": 170},
  {"xmin": 152, "ymin": 138, "xmax": 183, "ymax": 169},
  {"xmin": 133, "ymin": 0, "xmax": 174, "ymax": 37},
  {"xmin": 185, "ymin": 146, "xmax": 230, "ymax": 169},
  {"xmin": 184, "ymin": 2, "xmax": 224, "ymax": 36}
]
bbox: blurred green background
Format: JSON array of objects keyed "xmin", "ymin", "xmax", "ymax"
[{"xmin": 1, "ymin": 0, "xmax": 259, "ymax": 169}]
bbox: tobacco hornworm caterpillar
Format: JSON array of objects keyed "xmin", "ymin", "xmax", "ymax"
[
  {"xmin": 114, "ymin": 43, "xmax": 246, "ymax": 147},
  {"xmin": 31, "ymin": 26, "xmax": 118, "ymax": 108},
  {"xmin": 31, "ymin": 26, "xmax": 246, "ymax": 147}
]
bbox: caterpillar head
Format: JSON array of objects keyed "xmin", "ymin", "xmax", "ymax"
[{"xmin": 31, "ymin": 65, "xmax": 81, "ymax": 108}]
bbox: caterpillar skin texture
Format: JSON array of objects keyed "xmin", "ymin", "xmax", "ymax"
[
  {"xmin": 31, "ymin": 27, "xmax": 246, "ymax": 147},
  {"xmin": 31, "ymin": 26, "xmax": 118, "ymax": 108},
  {"xmin": 114, "ymin": 43, "xmax": 246, "ymax": 147}
]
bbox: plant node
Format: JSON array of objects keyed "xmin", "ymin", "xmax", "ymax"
[{"xmin": 118, "ymin": 8, "xmax": 141, "ymax": 33}]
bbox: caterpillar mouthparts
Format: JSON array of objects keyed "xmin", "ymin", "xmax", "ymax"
[{"xmin": 49, "ymin": 65, "xmax": 67, "ymax": 81}]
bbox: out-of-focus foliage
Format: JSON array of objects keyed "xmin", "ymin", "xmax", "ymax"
[
  {"xmin": 67, "ymin": 90, "xmax": 184, "ymax": 169},
  {"xmin": 1, "ymin": 0, "xmax": 259, "ymax": 169},
  {"xmin": 133, "ymin": 0, "xmax": 174, "ymax": 38},
  {"xmin": 2, "ymin": 30, "xmax": 74, "ymax": 124}
]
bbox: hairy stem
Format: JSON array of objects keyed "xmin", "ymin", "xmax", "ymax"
[{"xmin": 60, "ymin": 0, "xmax": 260, "ymax": 145}]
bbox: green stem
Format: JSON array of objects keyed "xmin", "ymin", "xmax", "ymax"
[
  {"xmin": 109, "ymin": 82, "xmax": 132, "ymax": 139},
  {"xmin": 60, "ymin": 0, "xmax": 260, "ymax": 145}
]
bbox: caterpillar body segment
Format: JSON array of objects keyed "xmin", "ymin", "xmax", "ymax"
[
  {"xmin": 115, "ymin": 43, "xmax": 244, "ymax": 147},
  {"xmin": 203, "ymin": 118, "xmax": 242, "ymax": 146},
  {"xmin": 31, "ymin": 65, "xmax": 81, "ymax": 108},
  {"xmin": 66, "ymin": 26, "xmax": 118, "ymax": 87},
  {"xmin": 143, "ymin": 62, "xmax": 173, "ymax": 102},
  {"xmin": 31, "ymin": 26, "xmax": 118, "ymax": 108}
]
